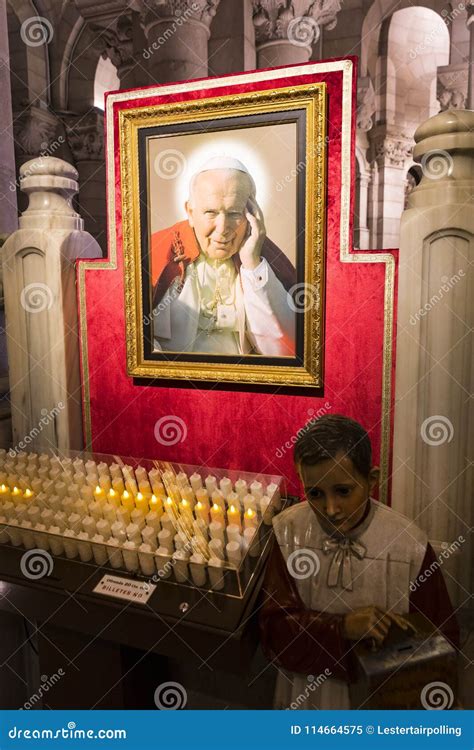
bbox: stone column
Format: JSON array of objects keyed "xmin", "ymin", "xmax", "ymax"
[
  {"xmin": 64, "ymin": 109, "xmax": 106, "ymax": 253},
  {"xmin": 252, "ymin": 0, "xmax": 341, "ymax": 68},
  {"xmin": 368, "ymin": 126, "xmax": 413, "ymax": 249},
  {"xmin": 140, "ymin": 0, "xmax": 220, "ymax": 83},
  {"xmin": 2, "ymin": 157, "xmax": 102, "ymax": 453},
  {"xmin": 392, "ymin": 110, "xmax": 473, "ymax": 606},
  {"xmin": 467, "ymin": 2, "xmax": 474, "ymax": 108}
]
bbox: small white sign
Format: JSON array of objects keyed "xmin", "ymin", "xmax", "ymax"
[{"xmin": 93, "ymin": 574, "xmax": 156, "ymax": 604}]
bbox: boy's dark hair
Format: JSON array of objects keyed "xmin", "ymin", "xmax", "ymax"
[{"xmin": 294, "ymin": 414, "xmax": 372, "ymax": 477}]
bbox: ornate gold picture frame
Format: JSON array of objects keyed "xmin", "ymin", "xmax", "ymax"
[{"xmin": 119, "ymin": 80, "xmax": 326, "ymax": 386}]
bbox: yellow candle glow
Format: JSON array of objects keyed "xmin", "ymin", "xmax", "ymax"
[
  {"xmin": 107, "ymin": 488, "xmax": 120, "ymax": 507},
  {"xmin": 244, "ymin": 507, "xmax": 258, "ymax": 529},
  {"xmin": 179, "ymin": 499, "xmax": 193, "ymax": 518},
  {"xmin": 148, "ymin": 494, "xmax": 162, "ymax": 512},
  {"xmin": 227, "ymin": 504, "xmax": 241, "ymax": 529},
  {"xmin": 0, "ymin": 484, "xmax": 11, "ymax": 501},
  {"xmin": 11, "ymin": 486, "xmax": 22, "ymax": 503},
  {"xmin": 23, "ymin": 488, "xmax": 34, "ymax": 501},
  {"xmin": 94, "ymin": 485, "xmax": 106, "ymax": 501},
  {"xmin": 121, "ymin": 490, "xmax": 134, "ymax": 511},
  {"xmin": 210, "ymin": 503, "xmax": 224, "ymax": 524},
  {"xmin": 194, "ymin": 501, "xmax": 209, "ymax": 524},
  {"xmin": 135, "ymin": 492, "xmax": 148, "ymax": 513}
]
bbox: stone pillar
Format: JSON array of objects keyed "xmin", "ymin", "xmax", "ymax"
[
  {"xmin": 467, "ymin": 2, "xmax": 474, "ymax": 108},
  {"xmin": 392, "ymin": 110, "xmax": 473, "ymax": 606},
  {"xmin": 208, "ymin": 0, "xmax": 256, "ymax": 76},
  {"xmin": 354, "ymin": 170, "xmax": 370, "ymax": 249},
  {"xmin": 140, "ymin": 0, "xmax": 220, "ymax": 83},
  {"xmin": 64, "ymin": 109, "xmax": 106, "ymax": 253},
  {"xmin": 252, "ymin": 0, "xmax": 341, "ymax": 68},
  {"xmin": 368, "ymin": 127, "xmax": 413, "ymax": 249},
  {"xmin": 2, "ymin": 157, "xmax": 102, "ymax": 453}
]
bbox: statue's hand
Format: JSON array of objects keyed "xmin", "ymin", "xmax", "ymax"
[{"xmin": 239, "ymin": 197, "xmax": 266, "ymax": 270}]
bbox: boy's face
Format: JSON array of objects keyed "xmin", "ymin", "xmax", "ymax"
[{"xmin": 298, "ymin": 452, "xmax": 379, "ymax": 537}]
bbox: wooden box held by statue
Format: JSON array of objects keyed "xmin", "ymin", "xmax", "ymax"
[{"xmin": 349, "ymin": 615, "xmax": 457, "ymax": 709}]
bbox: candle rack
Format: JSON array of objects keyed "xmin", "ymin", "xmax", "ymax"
[{"xmin": 0, "ymin": 448, "xmax": 287, "ymax": 608}]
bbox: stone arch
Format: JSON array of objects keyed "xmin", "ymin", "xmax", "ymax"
[{"xmin": 7, "ymin": 0, "xmax": 50, "ymax": 107}]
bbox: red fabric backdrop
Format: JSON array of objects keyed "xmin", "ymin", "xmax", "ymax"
[{"xmin": 78, "ymin": 60, "xmax": 398, "ymax": 498}]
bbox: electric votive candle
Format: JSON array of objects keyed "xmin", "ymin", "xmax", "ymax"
[
  {"xmin": 210, "ymin": 503, "xmax": 224, "ymax": 525},
  {"xmin": 189, "ymin": 553, "xmax": 207, "ymax": 586},
  {"xmin": 226, "ymin": 504, "xmax": 241, "ymax": 530},
  {"xmin": 243, "ymin": 526, "xmax": 260, "ymax": 556},
  {"xmin": 189, "ymin": 473, "xmax": 202, "ymax": 492},
  {"xmin": 243, "ymin": 507, "xmax": 258, "ymax": 529},
  {"xmin": 134, "ymin": 492, "xmax": 148, "ymax": 513},
  {"xmin": 138, "ymin": 543, "xmax": 155, "ymax": 576},
  {"xmin": 209, "ymin": 521, "xmax": 225, "ymax": 545},
  {"xmin": 205, "ymin": 475, "xmax": 218, "ymax": 495},
  {"xmin": 91, "ymin": 534, "xmax": 108, "ymax": 565},
  {"xmin": 208, "ymin": 557, "xmax": 225, "ymax": 591},
  {"xmin": 234, "ymin": 479, "xmax": 247, "ymax": 499}
]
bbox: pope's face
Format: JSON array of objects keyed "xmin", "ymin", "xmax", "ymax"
[{"xmin": 185, "ymin": 170, "xmax": 251, "ymax": 261}]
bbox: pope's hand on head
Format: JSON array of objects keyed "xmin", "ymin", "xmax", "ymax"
[{"xmin": 239, "ymin": 197, "xmax": 266, "ymax": 270}]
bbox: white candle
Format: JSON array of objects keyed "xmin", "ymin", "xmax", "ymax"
[
  {"xmin": 155, "ymin": 548, "xmax": 172, "ymax": 579},
  {"xmin": 112, "ymin": 478, "xmax": 125, "ymax": 495},
  {"xmin": 20, "ymin": 521, "xmax": 36, "ymax": 550},
  {"xmin": 96, "ymin": 518, "xmax": 112, "ymax": 540},
  {"xmin": 111, "ymin": 521, "xmax": 127, "ymax": 544},
  {"xmin": 250, "ymin": 481, "xmax": 263, "ymax": 500},
  {"xmin": 123, "ymin": 541, "xmax": 139, "ymax": 572},
  {"xmin": 226, "ymin": 524, "xmax": 242, "ymax": 546},
  {"xmin": 97, "ymin": 462, "xmax": 109, "ymax": 477},
  {"xmin": 145, "ymin": 511, "xmax": 161, "ymax": 532},
  {"xmin": 172, "ymin": 549, "xmax": 189, "ymax": 583},
  {"xmin": 226, "ymin": 540, "xmax": 241, "ymax": 566},
  {"xmin": 106, "ymin": 538, "xmax": 124, "ymax": 569},
  {"xmin": 208, "ymin": 557, "xmax": 225, "ymax": 590},
  {"xmin": 135, "ymin": 465, "xmax": 148, "ymax": 484},
  {"xmin": 68, "ymin": 513, "xmax": 82, "ymax": 534},
  {"xmin": 266, "ymin": 482, "xmax": 281, "ymax": 510},
  {"xmin": 160, "ymin": 512, "xmax": 175, "ymax": 533},
  {"xmin": 260, "ymin": 495, "xmax": 273, "ymax": 525},
  {"xmin": 99, "ymin": 475, "xmax": 112, "ymax": 492},
  {"xmin": 208, "ymin": 538, "xmax": 224, "ymax": 560},
  {"xmin": 63, "ymin": 530, "xmax": 78, "ymax": 559},
  {"xmin": 189, "ymin": 553, "xmax": 207, "ymax": 586},
  {"xmin": 33, "ymin": 523, "xmax": 49, "ymax": 552},
  {"xmin": 234, "ymin": 479, "xmax": 247, "ymax": 499},
  {"xmin": 205, "ymin": 475, "xmax": 218, "ymax": 495},
  {"xmin": 180, "ymin": 486, "xmax": 195, "ymax": 507},
  {"xmin": 226, "ymin": 505, "xmax": 241, "ymax": 530},
  {"xmin": 130, "ymin": 508, "xmax": 146, "ymax": 530},
  {"xmin": 80, "ymin": 485, "xmax": 94, "ymax": 502},
  {"xmin": 40, "ymin": 508, "xmax": 54, "ymax": 527},
  {"xmin": 48, "ymin": 525, "xmax": 65, "ymax": 556},
  {"xmin": 77, "ymin": 531, "xmax": 93, "ymax": 562},
  {"xmin": 176, "ymin": 471, "xmax": 189, "ymax": 488},
  {"xmin": 209, "ymin": 521, "xmax": 225, "ymax": 545},
  {"xmin": 109, "ymin": 463, "xmax": 122, "ymax": 480},
  {"xmin": 43, "ymin": 480, "xmax": 55, "ymax": 497},
  {"xmin": 243, "ymin": 526, "xmax": 261, "ymax": 557},
  {"xmin": 91, "ymin": 534, "xmax": 108, "ymax": 565},
  {"xmin": 89, "ymin": 501, "xmax": 103, "ymax": 523},
  {"xmin": 116, "ymin": 507, "xmax": 131, "ymax": 527},
  {"xmin": 73, "ymin": 498, "xmax": 87, "ymax": 516},
  {"xmin": 26, "ymin": 505, "xmax": 41, "ymax": 526},
  {"xmin": 141, "ymin": 525, "xmax": 158, "ymax": 551},
  {"xmin": 126, "ymin": 522, "xmax": 142, "ymax": 545},
  {"xmin": 54, "ymin": 511, "xmax": 67, "ymax": 532},
  {"xmin": 189, "ymin": 473, "xmax": 202, "ymax": 492},
  {"xmin": 158, "ymin": 528, "xmax": 174, "ymax": 553},
  {"xmin": 102, "ymin": 503, "xmax": 117, "ymax": 525},
  {"xmin": 138, "ymin": 543, "xmax": 156, "ymax": 576},
  {"xmin": 82, "ymin": 516, "xmax": 97, "ymax": 538},
  {"xmin": 85, "ymin": 460, "xmax": 97, "ymax": 475},
  {"xmin": 73, "ymin": 458, "xmax": 85, "ymax": 475},
  {"xmin": 73, "ymin": 473, "xmax": 86, "ymax": 488},
  {"xmin": 193, "ymin": 518, "xmax": 208, "ymax": 540},
  {"xmin": 219, "ymin": 477, "xmax": 232, "ymax": 498},
  {"xmin": 211, "ymin": 490, "xmax": 225, "ymax": 510}
]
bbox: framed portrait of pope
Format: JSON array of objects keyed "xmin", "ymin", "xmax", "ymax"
[{"xmin": 118, "ymin": 73, "xmax": 326, "ymax": 387}]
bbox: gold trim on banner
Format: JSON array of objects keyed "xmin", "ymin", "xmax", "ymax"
[
  {"xmin": 78, "ymin": 60, "xmax": 394, "ymax": 504},
  {"xmin": 119, "ymin": 82, "xmax": 326, "ymax": 387}
]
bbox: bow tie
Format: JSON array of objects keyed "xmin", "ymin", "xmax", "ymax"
[{"xmin": 322, "ymin": 537, "xmax": 367, "ymax": 591}]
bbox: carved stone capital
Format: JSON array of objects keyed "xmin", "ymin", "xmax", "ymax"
[
  {"xmin": 357, "ymin": 76, "xmax": 376, "ymax": 132},
  {"xmin": 437, "ymin": 65, "xmax": 468, "ymax": 111},
  {"xmin": 369, "ymin": 127, "xmax": 413, "ymax": 167},
  {"xmin": 92, "ymin": 14, "xmax": 135, "ymax": 75},
  {"xmin": 141, "ymin": 0, "xmax": 221, "ymax": 31},
  {"xmin": 13, "ymin": 105, "xmax": 59, "ymax": 157},
  {"xmin": 252, "ymin": 0, "xmax": 341, "ymax": 47},
  {"xmin": 64, "ymin": 110, "xmax": 104, "ymax": 162}
]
